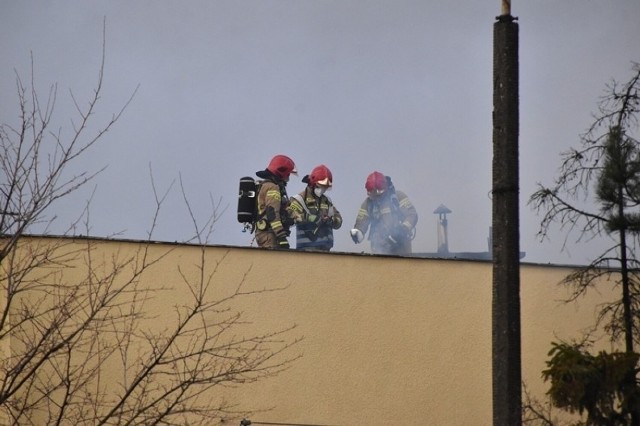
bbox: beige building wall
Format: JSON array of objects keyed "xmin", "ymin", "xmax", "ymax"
[{"xmin": 4, "ymin": 237, "xmax": 620, "ymax": 425}]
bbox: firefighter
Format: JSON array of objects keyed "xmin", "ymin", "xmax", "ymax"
[
  {"xmin": 350, "ymin": 171, "xmax": 418, "ymax": 255},
  {"xmin": 255, "ymin": 154, "xmax": 297, "ymax": 249},
  {"xmin": 288, "ymin": 164, "xmax": 343, "ymax": 251}
]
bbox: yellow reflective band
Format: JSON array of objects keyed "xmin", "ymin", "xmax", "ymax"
[{"xmin": 266, "ymin": 189, "xmax": 282, "ymax": 201}]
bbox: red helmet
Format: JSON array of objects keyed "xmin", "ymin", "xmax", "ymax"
[
  {"xmin": 267, "ymin": 155, "xmax": 297, "ymax": 179},
  {"xmin": 365, "ymin": 171, "xmax": 388, "ymax": 193},
  {"xmin": 309, "ymin": 164, "xmax": 333, "ymax": 187}
]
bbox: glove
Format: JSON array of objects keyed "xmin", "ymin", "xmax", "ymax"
[
  {"xmin": 307, "ymin": 214, "xmax": 321, "ymax": 225},
  {"xmin": 320, "ymin": 216, "xmax": 333, "ymax": 226},
  {"xmin": 387, "ymin": 235, "xmax": 400, "ymax": 247},
  {"xmin": 282, "ymin": 216, "xmax": 295, "ymax": 227},
  {"xmin": 350, "ymin": 229, "xmax": 364, "ymax": 244},
  {"xmin": 391, "ymin": 224, "xmax": 409, "ymax": 242}
]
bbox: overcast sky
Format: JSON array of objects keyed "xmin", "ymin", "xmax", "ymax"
[{"xmin": 1, "ymin": 1, "xmax": 639, "ymax": 265}]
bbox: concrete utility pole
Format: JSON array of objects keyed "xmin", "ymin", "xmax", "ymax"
[{"xmin": 492, "ymin": 0, "xmax": 522, "ymax": 424}]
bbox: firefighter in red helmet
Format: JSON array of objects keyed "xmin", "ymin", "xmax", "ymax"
[
  {"xmin": 254, "ymin": 155, "xmax": 297, "ymax": 249},
  {"xmin": 288, "ymin": 164, "xmax": 343, "ymax": 251},
  {"xmin": 350, "ymin": 171, "xmax": 418, "ymax": 255}
]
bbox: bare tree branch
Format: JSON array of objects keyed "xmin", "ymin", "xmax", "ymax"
[{"xmin": 1, "ymin": 22, "xmax": 300, "ymax": 426}]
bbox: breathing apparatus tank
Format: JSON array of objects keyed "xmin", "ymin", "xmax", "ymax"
[{"xmin": 237, "ymin": 176, "xmax": 258, "ymax": 227}]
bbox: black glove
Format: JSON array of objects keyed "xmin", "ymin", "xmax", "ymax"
[
  {"xmin": 387, "ymin": 225, "xmax": 409, "ymax": 248},
  {"xmin": 308, "ymin": 214, "xmax": 321, "ymax": 225},
  {"xmin": 320, "ymin": 216, "xmax": 333, "ymax": 227},
  {"xmin": 282, "ymin": 216, "xmax": 295, "ymax": 227},
  {"xmin": 391, "ymin": 224, "xmax": 409, "ymax": 242}
]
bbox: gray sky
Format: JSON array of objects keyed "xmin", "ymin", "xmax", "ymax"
[{"xmin": 1, "ymin": 1, "xmax": 639, "ymax": 265}]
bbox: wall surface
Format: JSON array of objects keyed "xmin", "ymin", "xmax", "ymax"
[
  {"xmin": 4, "ymin": 237, "xmax": 620, "ymax": 425},
  {"xmin": 215, "ymin": 248, "xmax": 615, "ymax": 426}
]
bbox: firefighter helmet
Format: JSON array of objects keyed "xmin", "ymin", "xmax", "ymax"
[
  {"xmin": 309, "ymin": 164, "xmax": 333, "ymax": 187},
  {"xmin": 365, "ymin": 171, "xmax": 388, "ymax": 193},
  {"xmin": 267, "ymin": 155, "xmax": 297, "ymax": 179}
]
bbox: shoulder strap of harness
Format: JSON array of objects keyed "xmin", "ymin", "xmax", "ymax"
[{"xmin": 291, "ymin": 194, "xmax": 311, "ymax": 216}]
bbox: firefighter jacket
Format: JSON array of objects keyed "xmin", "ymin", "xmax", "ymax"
[
  {"xmin": 288, "ymin": 187, "xmax": 343, "ymax": 251},
  {"xmin": 353, "ymin": 189, "xmax": 418, "ymax": 255},
  {"xmin": 255, "ymin": 179, "xmax": 293, "ymax": 248}
]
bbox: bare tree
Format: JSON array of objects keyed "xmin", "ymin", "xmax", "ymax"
[
  {"xmin": 528, "ymin": 63, "xmax": 640, "ymax": 424},
  {"xmin": 530, "ymin": 63, "xmax": 640, "ymax": 346},
  {"xmin": 522, "ymin": 382, "xmax": 561, "ymax": 426},
  {"xmin": 0, "ymin": 29, "xmax": 300, "ymax": 425}
]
